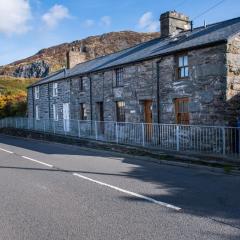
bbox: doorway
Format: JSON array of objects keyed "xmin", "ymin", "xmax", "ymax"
[
  {"xmin": 63, "ymin": 103, "xmax": 70, "ymax": 132},
  {"xmin": 144, "ymin": 100, "xmax": 153, "ymax": 141},
  {"xmin": 96, "ymin": 102, "xmax": 104, "ymax": 134}
]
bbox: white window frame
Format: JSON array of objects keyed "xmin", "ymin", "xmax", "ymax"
[
  {"xmin": 53, "ymin": 104, "xmax": 58, "ymax": 121},
  {"xmin": 53, "ymin": 83, "xmax": 58, "ymax": 97},
  {"xmin": 35, "ymin": 86, "xmax": 39, "ymax": 100},
  {"xmin": 114, "ymin": 68, "xmax": 124, "ymax": 87},
  {"xmin": 35, "ymin": 105, "xmax": 40, "ymax": 120},
  {"xmin": 177, "ymin": 54, "xmax": 189, "ymax": 79}
]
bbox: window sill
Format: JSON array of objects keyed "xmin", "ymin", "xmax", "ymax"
[
  {"xmin": 113, "ymin": 86, "xmax": 124, "ymax": 89},
  {"xmin": 175, "ymin": 77, "xmax": 189, "ymax": 81}
]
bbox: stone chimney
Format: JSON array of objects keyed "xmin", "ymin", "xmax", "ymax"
[
  {"xmin": 66, "ymin": 46, "xmax": 87, "ymax": 69},
  {"xmin": 160, "ymin": 11, "xmax": 190, "ymax": 38}
]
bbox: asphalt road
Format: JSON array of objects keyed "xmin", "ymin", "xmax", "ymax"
[{"xmin": 0, "ymin": 134, "xmax": 239, "ymax": 240}]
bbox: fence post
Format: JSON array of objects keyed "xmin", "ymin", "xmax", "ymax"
[
  {"xmin": 176, "ymin": 125, "xmax": 180, "ymax": 151},
  {"xmin": 78, "ymin": 120, "xmax": 80, "ymax": 138},
  {"xmin": 142, "ymin": 123, "xmax": 145, "ymax": 147},
  {"xmin": 95, "ymin": 121, "xmax": 98, "ymax": 140},
  {"xmin": 53, "ymin": 120, "xmax": 56, "ymax": 134},
  {"xmin": 43, "ymin": 119, "xmax": 46, "ymax": 133},
  {"xmin": 222, "ymin": 127, "xmax": 226, "ymax": 155},
  {"xmin": 116, "ymin": 122, "xmax": 118, "ymax": 144},
  {"xmin": 63, "ymin": 119, "xmax": 66, "ymax": 136}
]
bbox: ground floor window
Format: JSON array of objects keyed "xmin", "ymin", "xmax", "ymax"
[
  {"xmin": 80, "ymin": 103, "xmax": 87, "ymax": 120},
  {"xmin": 35, "ymin": 105, "xmax": 40, "ymax": 120},
  {"xmin": 116, "ymin": 101, "xmax": 125, "ymax": 122},
  {"xmin": 174, "ymin": 98, "xmax": 190, "ymax": 125}
]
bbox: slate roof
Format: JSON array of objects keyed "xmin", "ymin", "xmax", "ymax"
[{"xmin": 30, "ymin": 16, "xmax": 240, "ymax": 87}]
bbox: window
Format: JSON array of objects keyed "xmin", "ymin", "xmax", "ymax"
[
  {"xmin": 80, "ymin": 103, "xmax": 87, "ymax": 120},
  {"xmin": 114, "ymin": 68, "xmax": 124, "ymax": 87},
  {"xmin": 116, "ymin": 101, "xmax": 125, "ymax": 122},
  {"xmin": 35, "ymin": 86, "xmax": 39, "ymax": 99},
  {"xmin": 53, "ymin": 104, "xmax": 58, "ymax": 121},
  {"xmin": 177, "ymin": 54, "xmax": 189, "ymax": 79},
  {"xmin": 35, "ymin": 105, "xmax": 40, "ymax": 120},
  {"xmin": 53, "ymin": 83, "xmax": 58, "ymax": 97},
  {"xmin": 174, "ymin": 98, "xmax": 190, "ymax": 125},
  {"xmin": 79, "ymin": 78, "xmax": 84, "ymax": 92}
]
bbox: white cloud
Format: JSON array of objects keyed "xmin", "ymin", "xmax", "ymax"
[
  {"xmin": 42, "ymin": 4, "xmax": 70, "ymax": 28},
  {"xmin": 100, "ymin": 16, "xmax": 111, "ymax": 27},
  {"xmin": 138, "ymin": 12, "xmax": 159, "ymax": 32},
  {"xmin": 0, "ymin": 0, "xmax": 32, "ymax": 35},
  {"xmin": 83, "ymin": 19, "xmax": 95, "ymax": 28}
]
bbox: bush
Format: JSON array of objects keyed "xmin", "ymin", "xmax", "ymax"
[
  {"xmin": 0, "ymin": 91, "xmax": 27, "ymax": 118},
  {"xmin": 0, "ymin": 76, "xmax": 36, "ymax": 118}
]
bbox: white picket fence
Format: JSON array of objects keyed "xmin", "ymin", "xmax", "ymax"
[{"xmin": 0, "ymin": 117, "xmax": 239, "ymax": 159}]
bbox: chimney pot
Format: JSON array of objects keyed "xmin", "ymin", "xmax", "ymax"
[
  {"xmin": 66, "ymin": 49, "xmax": 87, "ymax": 69},
  {"xmin": 160, "ymin": 11, "xmax": 190, "ymax": 38}
]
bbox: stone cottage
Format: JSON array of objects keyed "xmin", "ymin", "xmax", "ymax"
[{"xmin": 28, "ymin": 11, "xmax": 240, "ymax": 129}]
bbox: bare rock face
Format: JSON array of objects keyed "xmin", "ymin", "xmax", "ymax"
[
  {"xmin": 13, "ymin": 61, "xmax": 50, "ymax": 78},
  {"xmin": 0, "ymin": 31, "xmax": 159, "ymax": 78}
]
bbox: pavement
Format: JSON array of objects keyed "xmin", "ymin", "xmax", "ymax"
[{"xmin": 0, "ymin": 133, "xmax": 239, "ymax": 240}]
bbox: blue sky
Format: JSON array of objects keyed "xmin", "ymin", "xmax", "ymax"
[{"xmin": 0, "ymin": 0, "xmax": 239, "ymax": 65}]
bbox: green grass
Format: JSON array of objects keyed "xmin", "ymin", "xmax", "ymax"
[{"xmin": 0, "ymin": 76, "xmax": 37, "ymax": 94}]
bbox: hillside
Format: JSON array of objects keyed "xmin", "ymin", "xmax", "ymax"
[
  {"xmin": 0, "ymin": 31, "xmax": 159, "ymax": 78},
  {"xmin": 0, "ymin": 76, "xmax": 36, "ymax": 95},
  {"xmin": 0, "ymin": 76, "xmax": 37, "ymax": 118}
]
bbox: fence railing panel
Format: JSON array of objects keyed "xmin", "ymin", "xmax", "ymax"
[{"xmin": 0, "ymin": 117, "xmax": 239, "ymax": 159}]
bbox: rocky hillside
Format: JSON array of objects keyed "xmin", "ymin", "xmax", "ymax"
[{"xmin": 0, "ymin": 31, "xmax": 159, "ymax": 78}]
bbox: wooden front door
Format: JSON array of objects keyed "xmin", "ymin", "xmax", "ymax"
[
  {"xmin": 144, "ymin": 100, "xmax": 153, "ymax": 140},
  {"xmin": 96, "ymin": 102, "xmax": 104, "ymax": 134}
]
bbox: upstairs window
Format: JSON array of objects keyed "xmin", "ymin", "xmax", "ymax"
[
  {"xmin": 53, "ymin": 83, "xmax": 58, "ymax": 97},
  {"xmin": 79, "ymin": 78, "xmax": 84, "ymax": 92},
  {"xmin": 35, "ymin": 86, "xmax": 39, "ymax": 100},
  {"xmin": 53, "ymin": 104, "xmax": 58, "ymax": 121},
  {"xmin": 114, "ymin": 68, "xmax": 124, "ymax": 87},
  {"xmin": 177, "ymin": 54, "xmax": 189, "ymax": 79},
  {"xmin": 174, "ymin": 98, "xmax": 190, "ymax": 125},
  {"xmin": 80, "ymin": 103, "xmax": 87, "ymax": 120},
  {"xmin": 35, "ymin": 105, "xmax": 40, "ymax": 120},
  {"xmin": 116, "ymin": 101, "xmax": 125, "ymax": 122}
]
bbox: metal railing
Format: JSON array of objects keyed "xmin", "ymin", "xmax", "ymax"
[{"xmin": 0, "ymin": 117, "xmax": 239, "ymax": 159}]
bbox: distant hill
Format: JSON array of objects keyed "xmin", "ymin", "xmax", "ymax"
[{"xmin": 0, "ymin": 31, "xmax": 159, "ymax": 78}]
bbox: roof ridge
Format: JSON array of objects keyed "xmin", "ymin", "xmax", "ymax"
[{"xmin": 70, "ymin": 36, "xmax": 161, "ymax": 70}]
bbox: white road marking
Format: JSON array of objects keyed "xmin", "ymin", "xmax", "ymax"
[
  {"xmin": 21, "ymin": 156, "xmax": 53, "ymax": 168},
  {"xmin": 0, "ymin": 147, "xmax": 13, "ymax": 154},
  {"xmin": 73, "ymin": 173, "xmax": 181, "ymax": 211},
  {"xmin": 0, "ymin": 146, "xmax": 181, "ymax": 210}
]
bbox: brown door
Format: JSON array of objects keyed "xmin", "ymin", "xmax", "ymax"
[
  {"xmin": 174, "ymin": 98, "xmax": 189, "ymax": 125},
  {"xmin": 144, "ymin": 100, "xmax": 153, "ymax": 141},
  {"xmin": 96, "ymin": 102, "xmax": 104, "ymax": 134}
]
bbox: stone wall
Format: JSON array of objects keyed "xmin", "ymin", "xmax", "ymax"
[
  {"xmin": 227, "ymin": 35, "xmax": 240, "ymax": 125},
  {"xmin": 159, "ymin": 44, "xmax": 227, "ymax": 125}
]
